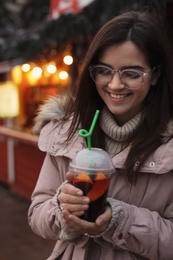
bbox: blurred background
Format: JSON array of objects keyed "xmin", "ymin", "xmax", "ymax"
[{"xmin": 0, "ymin": 0, "xmax": 172, "ymax": 259}]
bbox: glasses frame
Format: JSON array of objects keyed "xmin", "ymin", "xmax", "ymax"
[{"xmin": 89, "ymin": 65, "xmax": 156, "ymax": 90}]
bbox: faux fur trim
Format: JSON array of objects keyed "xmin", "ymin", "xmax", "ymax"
[
  {"xmin": 32, "ymin": 94, "xmax": 73, "ymax": 135},
  {"xmin": 32, "ymin": 94, "xmax": 173, "ymax": 142}
]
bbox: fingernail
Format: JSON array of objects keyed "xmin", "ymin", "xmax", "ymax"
[
  {"xmin": 82, "ymin": 205, "xmax": 88, "ymax": 210},
  {"xmin": 77, "ymin": 190, "xmax": 83, "ymax": 195},
  {"xmin": 83, "ymin": 197, "xmax": 90, "ymax": 203},
  {"xmin": 68, "ymin": 214, "xmax": 73, "ymax": 220},
  {"xmin": 97, "ymin": 218, "xmax": 103, "ymax": 225}
]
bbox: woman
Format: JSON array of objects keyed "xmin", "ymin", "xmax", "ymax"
[{"xmin": 28, "ymin": 10, "xmax": 173, "ymax": 259}]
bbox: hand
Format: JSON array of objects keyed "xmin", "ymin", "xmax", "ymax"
[
  {"xmin": 62, "ymin": 205, "xmax": 112, "ymax": 236},
  {"xmin": 58, "ymin": 172, "xmax": 90, "ymax": 217}
]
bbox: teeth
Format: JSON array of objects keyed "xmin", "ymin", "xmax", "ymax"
[{"xmin": 110, "ymin": 93, "xmax": 128, "ymax": 98}]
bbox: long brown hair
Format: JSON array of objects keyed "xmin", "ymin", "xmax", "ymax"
[{"xmin": 64, "ymin": 10, "xmax": 173, "ymax": 183}]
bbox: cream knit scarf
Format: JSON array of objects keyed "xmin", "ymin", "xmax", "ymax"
[{"xmin": 100, "ymin": 106, "xmax": 142, "ymax": 157}]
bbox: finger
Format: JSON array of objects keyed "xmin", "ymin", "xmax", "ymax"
[
  {"xmin": 71, "ymin": 210, "xmax": 85, "ymax": 218},
  {"xmin": 95, "ymin": 206, "xmax": 112, "ymax": 226},
  {"xmin": 62, "ymin": 211, "xmax": 96, "ymax": 233},
  {"xmin": 63, "ymin": 212, "xmax": 110, "ymax": 236},
  {"xmin": 71, "ymin": 210, "xmax": 85, "ymax": 217},
  {"xmin": 62, "ymin": 202, "xmax": 89, "ymax": 214},
  {"xmin": 61, "ymin": 208, "xmax": 85, "ymax": 217},
  {"xmin": 66, "ymin": 172, "xmax": 74, "ymax": 183},
  {"xmin": 58, "ymin": 192, "xmax": 90, "ymax": 205},
  {"xmin": 61, "ymin": 183, "xmax": 83, "ymax": 196}
]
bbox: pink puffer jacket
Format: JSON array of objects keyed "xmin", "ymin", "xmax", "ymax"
[{"xmin": 28, "ymin": 97, "xmax": 173, "ymax": 260}]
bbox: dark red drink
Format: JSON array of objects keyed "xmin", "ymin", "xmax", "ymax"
[
  {"xmin": 73, "ymin": 172, "xmax": 110, "ymax": 222},
  {"xmin": 69, "ymin": 148, "xmax": 115, "ymax": 222}
]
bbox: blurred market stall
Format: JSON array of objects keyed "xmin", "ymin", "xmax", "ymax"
[{"xmin": 0, "ymin": 0, "xmax": 172, "ymax": 200}]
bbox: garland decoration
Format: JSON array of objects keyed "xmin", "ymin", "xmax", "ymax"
[{"xmin": 0, "ymin": 0, "xmax": 168, "ymax": 62}]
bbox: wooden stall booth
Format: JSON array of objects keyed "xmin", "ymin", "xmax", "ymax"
[
  {"xmin": 0, "ymin": 50, "xmax": 75, "ymax": 200},
  {"xmin": 0, "ymin": 126, "xmax": 45, "ymax": 200}
]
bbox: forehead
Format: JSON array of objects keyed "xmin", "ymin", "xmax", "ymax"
[{"xmin": 99, "ymin": 41, "xmax": 150, "ymax": 69}]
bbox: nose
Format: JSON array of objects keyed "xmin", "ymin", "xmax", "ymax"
[{"xmin": 108, "ymin": 71, "xmax": 124, "ymax": 89}]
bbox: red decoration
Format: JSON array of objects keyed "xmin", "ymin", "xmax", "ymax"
[
  {"xmin": 49, "ymin": 0, "xmax": 82, "ymax": 20},
  {"xmin": 49, "ymin": 0, "xmax": 95, "ymax": 20}
]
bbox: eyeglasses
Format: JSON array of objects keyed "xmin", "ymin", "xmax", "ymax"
[{"xmin": 89, "ymin": 65, "xmax": 156, "ymax": 90}]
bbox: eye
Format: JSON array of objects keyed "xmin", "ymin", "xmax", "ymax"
[
  {"xmin": 96, "ymin": 67, "xmax": 112, "ymax": 76},
  {"xmin": 122, "ymin": 70, "xmax": 141, "ymax": 79}
]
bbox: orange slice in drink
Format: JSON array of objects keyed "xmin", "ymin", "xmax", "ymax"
[
  {"xmin": 95, "ymin": 172, "xmax": 107, "ymax": 180},
  {"xmin": 73, "ymin": 173, "xmax": 93, "ymax": 184},
  {"xmin": 87, "ymin": 172, "xmax": 110, "ymax": 201}
]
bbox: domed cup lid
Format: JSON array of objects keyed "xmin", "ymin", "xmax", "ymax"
[{"xmin": 69, "ymin": 148, "xmax": 115, "ymax": 174}]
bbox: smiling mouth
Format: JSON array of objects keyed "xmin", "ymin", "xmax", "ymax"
[{"xmin": 110, "ymin": 93, "xmax": 130, "ymax": 99}]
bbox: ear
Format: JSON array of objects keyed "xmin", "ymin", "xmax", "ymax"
[{"xmin": 151, "ymin": 65, "xmax": 161, "ymax": 86}]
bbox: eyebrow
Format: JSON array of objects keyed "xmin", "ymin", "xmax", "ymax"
[{"xmin": 97, "ymin": 61, "xmax": 145, "ymax": 70}]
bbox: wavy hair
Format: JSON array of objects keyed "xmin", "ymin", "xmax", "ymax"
[{"xmin": 65, "ymin": 10, "xmax": 173, "ymax": 183}]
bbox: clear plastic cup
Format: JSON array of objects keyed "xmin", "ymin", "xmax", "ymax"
[{"xmin": 69, "ymin": 148, "xmax": 115, "ymax": 222}]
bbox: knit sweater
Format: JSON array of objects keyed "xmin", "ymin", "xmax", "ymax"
[{"xmin": 100, "ymin": 106, "xmax": 142, "ymax": 157}]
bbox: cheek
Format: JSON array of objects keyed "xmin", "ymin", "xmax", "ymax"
[{"xmin": 136, "ymin": 82, "xmax": 151, "ymax": 99}]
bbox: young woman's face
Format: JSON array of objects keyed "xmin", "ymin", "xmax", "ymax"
[{"xmin": 95, "ymin": 41, "xmax": 155, "ymax": 125}]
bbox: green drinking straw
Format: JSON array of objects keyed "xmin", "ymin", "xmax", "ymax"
[{"xmin": 78, "ymin": 110, "xmax": 100, "ymax": 150}]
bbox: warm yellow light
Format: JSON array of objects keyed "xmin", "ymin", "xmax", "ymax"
[
  {"xmin": 63, "ymin": 55, "xmax": 73, "ymax": 65},
  {"xmin": 59, "ymin": 71, "xmax": 68, "ymax": 80},
  {"xmin": 22, "ymin": 63, "xmax": 31, "ymax": 72},
  {"xmin": 47, "ymin": 64, "xmax": 57, "ymax": 74},
  {"xmin": 0, "ymin": 81, "xmax": 19, "ymax": 118},
  {"xmin": 31, "ymin": 67, "xmax": 42, "ymax": 79},
  {"xmin": 11, "ymin": 66, "xmax": 22, "ymax": 85}
]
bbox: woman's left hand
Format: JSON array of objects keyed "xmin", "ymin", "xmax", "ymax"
[{"xmin": 61, "ymin": 205, "xmax": 112, "ymax": 236}]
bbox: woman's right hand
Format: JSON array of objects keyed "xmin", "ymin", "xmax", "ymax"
[{"xmin": 57, "ymin": 172, "xmax": 90, "ymax": 217}]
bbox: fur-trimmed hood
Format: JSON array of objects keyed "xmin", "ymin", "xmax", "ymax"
[
  {"xmin": 32, "ymin": 94, "xmax": 73, "ymax": 135},
  {"xmin": 33, "ymin": 95, "xmax": 173, "ymax": 143}
]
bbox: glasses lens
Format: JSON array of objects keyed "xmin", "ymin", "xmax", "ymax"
[
  {"xmin": 121, "ymin": 70, "xmax": 142, "ymax": 89},
  {"xmin": 90, "ymin": 66, "xmax": 112, "ymax": 85}
]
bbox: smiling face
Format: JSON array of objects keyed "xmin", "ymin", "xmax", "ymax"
[{"xmin": 95, "ymin": 41, "xmax": 155, "ymax": 125}]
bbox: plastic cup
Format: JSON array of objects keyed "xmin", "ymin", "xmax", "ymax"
[{"xmin": 69, "ymin": 148, "xmax": 115, "ymax": 222}]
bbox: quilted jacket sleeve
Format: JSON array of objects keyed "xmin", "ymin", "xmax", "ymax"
[
  {"xmin": 28, "ymin": 154, "xmax": 65, "ymax": 239},
  {"xmin": 99, "ymin": 196, "xmax": 173, "ymax": 260},
  {"xmin": 28, "ymin": 154, "xmax": 85, "ymax": 243}
]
